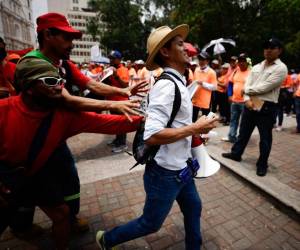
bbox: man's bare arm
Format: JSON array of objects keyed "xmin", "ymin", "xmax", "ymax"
[
  {"xmin": 86, "ymin": 79, "xmax": 148, "ymax": 97},
  {"xmin": 61, "ymin": 88, "xmax": 141, "ymax": 121},
  {"xmin": 146, "ymin": 116, "xmax": 219, "ymax": 145}
]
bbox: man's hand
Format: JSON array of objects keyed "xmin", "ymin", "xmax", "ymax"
[
  {"xmin": 192, "ymin": 115, "xmax": 219, "ymax": 134},
  {"xmin": 122, "ymin": 81, "xmax": 149, "ymax": 97},
  {"xmin": 245, "ymin": 100, "xmax": 254, "ymax": 110},
  {"xmin": 110, "ymin": 99, "xmax": 143, "ymax": 122}
]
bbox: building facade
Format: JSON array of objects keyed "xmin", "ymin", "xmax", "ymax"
[
  {"xmin": 0, "ymin": 0, "xmax": 35, "ymax": 50},
  {"xmin": 47, "ymin": 0, "xmax": 99, "ymax": 63}
]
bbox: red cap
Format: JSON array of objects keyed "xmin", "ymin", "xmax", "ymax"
[{"xmin": 36, "ymin": 13, "xmax": 82, "ymax": 39}]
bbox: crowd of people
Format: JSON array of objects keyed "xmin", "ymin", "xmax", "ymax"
[{"xmin": 0, "ymin": 11, "xmax": 299, "ymax": 250}]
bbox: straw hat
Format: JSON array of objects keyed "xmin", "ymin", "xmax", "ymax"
[{"xmin": 145, "ymin": 24, "xmax": 189, "ymax": 71}]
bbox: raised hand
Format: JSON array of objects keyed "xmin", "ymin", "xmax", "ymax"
[
  {"xmin": 124, "ymin": 80, "xmax": 149, "ymax": 97},
  {"xmin": 110, "ymin": 99, "xmax": 144, "ymax": 122}
]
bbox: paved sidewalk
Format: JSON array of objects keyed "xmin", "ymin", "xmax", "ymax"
[
  {"xmin": 206, "ymin": 115, "xmax": 300, "ymax": 213},
  {"xmin": 0, "ymin": 116, "xmax": 299, "ymax": 249},
  {"xmin": 1, "ymin": 168, "xmax": 299, "ymax": 250}
]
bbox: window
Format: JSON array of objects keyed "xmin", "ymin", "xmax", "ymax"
[
  {"xmin": 73, "ymin": 7, "xmax": 79, "ymax": 11},
  {"xmin": 73, "ymin": 0, "xmax": 79, "ymax": 3},
  {"xmin": 14, "ymin": 24, "xmax": 21, "ymax": 39}
]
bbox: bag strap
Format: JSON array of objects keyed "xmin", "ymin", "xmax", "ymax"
[
  {"xmin": 150, "ymin": 72, "xmax": 182, "ymax": 128},
  {"xmin": 26, "ymin": 112, "xmax": 54, "ymax": 169}
]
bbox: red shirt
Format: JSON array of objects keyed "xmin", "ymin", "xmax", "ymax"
[
  {"xmin": 64, "ymin": 60, "xmax": 91, "ymax": 90},
  {"xmin": 0, "ymin": 96, "xmax": 142, "ymax": 174}
]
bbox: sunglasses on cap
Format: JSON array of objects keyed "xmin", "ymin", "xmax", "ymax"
[{"xmin": 37, "ymin": 77, "xmax": 66, "ymax": 87}]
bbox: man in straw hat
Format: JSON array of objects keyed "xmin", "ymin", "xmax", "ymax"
[
  {"xmin": 0, "ymin": 58, "xmax": 143, "ymax": 249},
  {"xmin": 96, "ymin": 24, "xmax": 218, "ymax": 250}
]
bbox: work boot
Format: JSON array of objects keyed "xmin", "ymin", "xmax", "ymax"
[{"xmin": 222, "ymin": 152, "xmax": 242, "ymax": 162}]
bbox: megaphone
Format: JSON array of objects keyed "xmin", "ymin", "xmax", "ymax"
[{"xmin": 192, "ymin": 136, "xmax": 220, "ymax": 178}]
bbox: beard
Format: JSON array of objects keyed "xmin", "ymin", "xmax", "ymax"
[{"xmin": 31, "ymin": 93, "xmax": 64, "ymax": 109}]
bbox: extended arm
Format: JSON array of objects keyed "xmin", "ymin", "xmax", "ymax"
[{"xmin": 61, "ymin": 88, "xmax": 140, "ymax": 121}]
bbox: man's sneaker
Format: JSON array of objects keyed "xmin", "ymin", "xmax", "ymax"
[
  {"xmin": 96, "ymin": 230, "xmax": 116, "ymax": 250},
  {"xmin": 222, "ymin": 152, "xmax": 242, "ymax": 162},
  {"xmin": 111, "ymin": 144, "xmax": 128, "ymax": 153},
  {"xmin": 221, "ymin": 137, "xmax": 236, "ymax": 143},
  {"xmin": 275, "ymin": 126, "xmax": 282, "ymax": 132},
  {"xmin": 71, "ymin": 216, "xmax": 89, "ymax": 233},
  {"xmin": 221, "ymin": 137, "xmax": 230, "ymax": 142},
  {"xmin": 11, "ymin": 224, "xmax": 45, "ymax": 240}
]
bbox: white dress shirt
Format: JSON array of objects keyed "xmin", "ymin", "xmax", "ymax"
[{"xmin": 144, "ymin": 67, "xmax": 193, "ymax": 171}]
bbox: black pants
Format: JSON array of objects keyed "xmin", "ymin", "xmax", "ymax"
[
  {"xmin": 192, "ymin": 106, "xmax": 210, "ymax": 122},
  {"xmin": 231, "ymin": 102, "xmax": 277, "ymax": 170},
  {"xmin": 8, "ymin": 142, "xmax": 80, "ymax": 233},
  {"xmin": 110, "ymin": 110, "xmax": 127, "ymax": 145},
  {"xmin": 215, "ymin": 91, "xmax": 230, "ymax": 122}
]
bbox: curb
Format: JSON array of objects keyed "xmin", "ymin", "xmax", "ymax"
[{"xmin": 207, "ymin": 144, "xmax": 300, "ymax": 215}]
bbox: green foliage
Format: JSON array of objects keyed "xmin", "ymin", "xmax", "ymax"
[
  {"xmin": 87, "ymin": 0, "xmax": 300, "ymax": 68},
  {"xmin": 87, "ymin": 0, "xmax": 147, "ymax": 59}
]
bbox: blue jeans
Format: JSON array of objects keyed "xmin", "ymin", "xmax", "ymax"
[
  {"xmin": 104, "ymin": 161, "xmax": 202, "ymax": 249},
  {"xmin": 228, "ymin": 102, "xmax": 244, "ymax": 142},
  {"xmin": 295, "ymin": 97, "xmax": 300, "ymax": 132}
]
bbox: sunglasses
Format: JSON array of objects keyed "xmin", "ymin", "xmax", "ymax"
[{"xmin": 37, "ymin": 77, "xmax": 65, "ymax": 87}]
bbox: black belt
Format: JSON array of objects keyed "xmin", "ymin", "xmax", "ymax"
[{"xmin": 264, "ymin": 101, "xmax": 277, "ymax": 106}]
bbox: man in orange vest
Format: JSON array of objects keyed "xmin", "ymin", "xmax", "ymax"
[
  {"xmin": 216, "ymin": 63, "xmax": 231, "ymax": 125},
  {"xmin": 192, "ymin": 51, "xmax": 217, "ymax": 121},
  {"xmin": 222, "ymin": 53, "xmax": 250, "ymax": 143},
  {"xmin": 107, "ymin": 50, "xmax": 131, "ymax": 153},
  {"xmin": 294, "ymin": 73, "xmax": 300, "ymax": 133}
]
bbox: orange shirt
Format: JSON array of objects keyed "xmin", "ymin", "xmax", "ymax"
[
  {"xmin": 295, "ymin": 74, "xmax": 300, "ymax": 97},
  {"xmin": 107, "ymin": 64, "xmax": 129, "ymax": 101},
  {"xmin": 231, "ymin": 68, "xmax": 250, "ymax": 103},
  {"xmin": 188, "ymin": 69, "xmax": 194, "ymax": 83},
  {"xmin": 281, "ymin": 74, "xmax": 293, "ymax": 88},
  {"xmin": 117, "ymin": 64, "xmax": 129, "ymax": 83},
  {"xmin": 217, "ymin": 74, "xmax": 228, "ymax": 93},
  {"xmin": 192, "ymin": 67, "xmax": 217, "ymax": 109}
]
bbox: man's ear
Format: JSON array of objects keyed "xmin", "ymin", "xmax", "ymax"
[
  {"xmin": 44, "ymin": 29, "xmax": 53, "ymax": 42},
  {"xmin": 159, "ymin": 47, "xmax": 170, "ymax": 58}
]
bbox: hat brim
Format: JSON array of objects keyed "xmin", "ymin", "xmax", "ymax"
[
  {"xmin": 56, "ymin": 26, "xmax": 82, "ymax": 39},
  {"xmin": 146, "ymin": 24, "xmax": 189, "ymax": 71}
]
